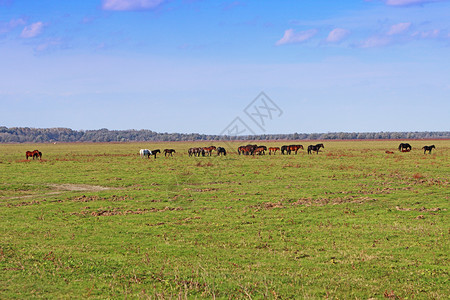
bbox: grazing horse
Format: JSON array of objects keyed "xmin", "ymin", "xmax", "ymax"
[
  {"xmin": 422, "ymin": 145, "xmax": 435, "ymax": 154},
  {"xmin": 288, "ymin": 144, "xmax": 303, "ymax": 154},
  {"xmin": 253, "ymin": 146, "xmax": 267, "ymax": 155},
  {"xmin": 238, "ymin": 145, "xmax": 257, "ymax": 155},
  {"xmin": 203, "ymin": 146, "xmax": 216, "ymax": 156},
  {"xmin": 33, "ymin": 151, "xmax": 42, "ymax": 160},
  {"xmin": 188, "ymin": 147, "xmax": 204, "ymax": 157},
  {"xmin": 307, "ymin": 143, "xmax": 324, "ymax": 154},
  {"xmin": 151, "ymin": 149, "xmax": 160, "ymax": 158},
  {"xmin": 217, "ymin": 147, "xmax": 227, "ymax": 156},
  {"xmin": 164, "ymin": 149, "xmax": 176, "ymax": 157},
  {"xmin": 281, "ymin": 145, "xmax": 289, "ymax": 155},
  {"xmin": 268, "ymin": 147, "xmax": 280, "ymax": 155},
  {"xmin": 139, "ymin": 149, "xmax": 152, "ymax": 158},
  {"xmin": 398, "ymin": 143, "xmax": 412, "ymax": 152},
  {"xmin": 26, "ymin": 150, "xmax": 41, "ymax": 160}
]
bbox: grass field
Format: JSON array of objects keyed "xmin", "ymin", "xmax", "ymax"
[{"xmin": 0, "ymin": 140, "xmax": 448, "ymax": 299}]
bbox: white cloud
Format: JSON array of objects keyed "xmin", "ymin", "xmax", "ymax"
[
  {"xmin": 411, "ymin": 29, "xmax": 440, "ymax": 38},
  {"xmin": 102, "ymin": 0, "xmax": 165, "ymax": 11},
  {"xmin": 385, "ymin": 0, "xmax": 443, "ymax": 6},
  {"xmin": 387, "ymin": 22, "xmax": 411, "ymax": 35},
  {"xmin": 0, "ymin": 18, "xmax": 26, "ymax": 34},
  {"xmin": 326, "ymin": 28, "xmax": 350, "ymax": 42},
  {"xmin": 275, "ymin": 29, "xmax": 317, "ymax": 46},
  {"xmin": 20, "ymin": 22, "xmax": 44, "ymax": 38},
  {"xmin": 360, "ymin": 36, "xmax": 391, "ymax": 48}
]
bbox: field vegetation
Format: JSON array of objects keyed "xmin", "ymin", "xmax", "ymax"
[{"xmin": 0, "ymin": 140, "xmax": 448, "ymax": 299}]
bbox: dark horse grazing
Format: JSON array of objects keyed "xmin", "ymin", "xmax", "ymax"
[
  {"xmin": 151, "ymin": 149, "xmax": 161, "ymax": 158},
  {"xmin": 307, "ymin": 144, "xmax": 324, "ymax": 154},
  {"xmin": 164, "ymin": 149, "xmax": 176, "ymax": 157},
  {"xmin": 398, "ymin": 143, "xmax": 412, "ymax": 152},
  {"xmin": 26, "ymin": 150, "xmax": 42, "ymax": 160},
  {"xmin": 422, "ymin": 145, "xmax": 435, "ymax": 154},
  {"xmin": 217, "ymin": 147, "xmax": 226, "ymax": 156}
]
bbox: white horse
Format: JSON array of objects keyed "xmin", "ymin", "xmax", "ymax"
[{"xmin": 139, "ymin": 149, "xmax": 152, "ymax": 158}]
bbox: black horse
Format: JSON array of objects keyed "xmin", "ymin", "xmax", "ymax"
[
  {"xmin": 151, "ymin": 149, "xmax": 160, "ymax": 158},
  {"xmin": 217, "ymin": 147, "xmax": 227, "ymax": 156},
  {"xmin": 398, "ymin": 143, "xmax": 412, "ymax": 152},
  {"xmin": 281, "ymin": 145, "xmax": 289, "ymax": 155},
  {"xmin": 422, "ymin": 145, "xmax": 435, "ymax": 154},
  {"xmin": 164, "ymin": 149, "xmax": 176, "ymax": 157},
  {"xmin": 307, "ymin": 143, "xmax": 324, "ymax": 154}
]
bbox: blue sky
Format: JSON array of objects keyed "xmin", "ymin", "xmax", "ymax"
[{"xmin": 1, "ymin": 0, "xmax": 449, "ymax": 134}]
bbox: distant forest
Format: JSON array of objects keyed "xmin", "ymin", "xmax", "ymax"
[{"xmin": 0, "ymin": 127, "xmax": 448, "ymax": 143}]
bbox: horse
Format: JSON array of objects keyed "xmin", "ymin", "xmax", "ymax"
[
  {"xmin": 217, "ymin": 147, "xmax": 227, "ymax": 156},
  {"xmin": 253, "ymin": 146, "xmax": 266, "ymax": 155},
  {"xmin": 164, "ymin": 149, "xmax": 176, "ymax": 157},
  {"xmin": 151, "ymin": 149, "xmax": 160, "ymax": 158},
  {"xmin": 281, "ymin": 145, "xmax": 289, "ymax": 155},
  {"xmin": 238, "ymin": 145, "xmax": 257, "ymax": 155},
  {"xmin": 268, "ymin": 147, "xmax": 280, "ymax": 155},
  {"xmin": 422, "ymin": 145, "xmax": 435, "ymax": 154},
  {"xmin": 26, "ymin": 150, "xmax": 41, "ymax": 160},
  {"xmin": 307, "ymin": 143, "xmax": 324, "ymax": 154},
  {"xmin": 139, "ymin": 149, "xmax": 152, "ymax": 158},
  {"xmin": 203, "ymin": 146, "xmax": 216, "ymax": 156},
  {"xmin": 398, "ymin": 143, "xmax": 412, "ymax": 152},
  {"xmin": 188, "ymin": 147, "xmax": 204, "ymax": 157},
  {"xmin": 288, "ymin": 144, "xmax": 303, "ymax": 154},
  {"xmin": 33, "ymin": 151, "xmax": 42, "ymax": 160}
]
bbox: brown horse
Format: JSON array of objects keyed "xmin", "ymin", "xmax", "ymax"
[
  {"xmin": 288, "ymin": 144, "xmax": 303, "ymax": 154},
  {"xmin": 268, "ymin": 147, "xmax": 280, "ymax": 155},
  {"xmin": 26, "ymin": 150, "xmax": 41, "ymax": 160},
  {"xmin": 164, "ymin": 149, "xmax": 176, "ymax": 157},
  {"xmin": 238, "ymin": 144, "xmax": 257, "ymax": 155},
  {"xmin": 203, "ymin": 146, "xmax": 216, "ymax": 156},
  {"xmin": 253, "ymin": 146, "xmax": 266, "ymax": 155}
]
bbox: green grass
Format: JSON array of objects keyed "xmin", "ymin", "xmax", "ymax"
[{"xmin": 0, "ymin": 140, "xmax": 448, "ymax": 299}]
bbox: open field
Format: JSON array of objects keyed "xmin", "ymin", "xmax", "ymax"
[{"xmin": 0, "ymin": 140, "xmax": 448, "ymax": 299}]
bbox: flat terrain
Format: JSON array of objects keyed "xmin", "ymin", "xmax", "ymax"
[{"xmin": 0, "ymin": 140, "xmax": 448, "ymax": 299}]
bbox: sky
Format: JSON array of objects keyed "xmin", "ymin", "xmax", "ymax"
[{"xmin": 1, "ymin": 0, "xmax": 449, "ymax": 135}]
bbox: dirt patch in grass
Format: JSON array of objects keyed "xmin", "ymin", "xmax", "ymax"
[
  {"xmin": 71, "ymin": 206, "xmax": 183, "ymax": 217},
  {"xmin": 249, "ymin": 196, "xmax": 377, "ymax": 210},
  {"xmin": 48, "ymin": 184, "xmax": 114, "ymax": 192}
]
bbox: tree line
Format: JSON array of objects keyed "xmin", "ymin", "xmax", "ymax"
[{"xmin": 0, "ymin": 127, "xmax": 448, "ymax": 143}]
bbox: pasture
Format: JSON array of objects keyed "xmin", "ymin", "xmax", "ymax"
[{"xmin": 0, "ymin": 140, "xmax": 448, "ymax": 299}]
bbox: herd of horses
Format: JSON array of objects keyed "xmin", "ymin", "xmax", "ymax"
[
  {"xmin": 398, "ymin": 143, "xmax": 436, "ymax": 154},
  {"xmin": 139, "ymin": 149, "xmax": 177, "ymax": 158},
  {"xmin": 188, "ymin": 146, "xmax": 227, "ymax": 157},
  {"xmin": 237, "ymin": 144, "xmax": 325, "ymax": 155},
  {"xmin": 137, "ymin": 142, "xmax": 438, "ymax": 159},
  {"xmin": 25, "ymin": 143, "xmax": 437, "ymax": 161}
]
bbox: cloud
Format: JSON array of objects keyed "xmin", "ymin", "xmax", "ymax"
[
  {"xmin": 275, "ymin": 29, "xmax": 317, "ymax": 46},
  {"xmin": 102, "ymin": 0, "xmax": 166, "ymax": 11},
  {"xmin": 360, "ymin": 36, "xmax": 391, "ymax": 48},
  {"xmin": 326, "ymin": 28, "xmax": 350, "ymax": 42},
  {"xmin": 411, "ymin": 29, "xmax": 440, "ymax": 38},
  {"xmin": 20, "ymin": 22, "xmax": 44, "ymax": 38},
  {"xmin": 384, "ymin": 0, "xmax": 444, "ymax": 6},
  {"xmin": 387, "ymin": 22, "xmax": 411, "ymax": 35},
  {"xmin": 0, "ymin": 18, "xmax": 26, "ymax": 34}
]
